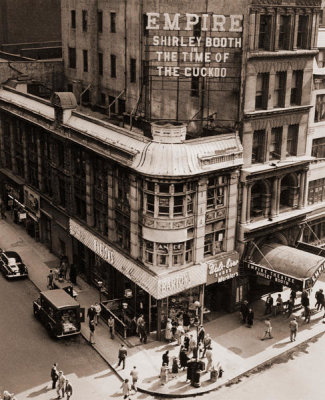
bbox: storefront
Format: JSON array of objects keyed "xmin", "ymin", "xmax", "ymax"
[
  {"xmin": 69, "ymin": 218, "xmax": 207, "ymax": 340},
  {"xmin": 204, "ymin": 251, "xmax": 239, "ymax": 314},
  {"xmin": 24, "ymin": 186, "xmax": 40, "ymax": 240},
  {"xmin": 0, "ymin": 169, "xmax": 24, "ymax": 217}
]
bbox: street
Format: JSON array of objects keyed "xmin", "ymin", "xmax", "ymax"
[{"xmin": 0, "ymin": 274, "xmax": 123, "ymax": 400}]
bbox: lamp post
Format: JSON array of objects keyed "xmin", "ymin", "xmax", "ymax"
[
  {"xmin": 193, "ymin": 300, "xmax": 201, "ymax": 362},
  {"xmin": 98, "ymin": 281, "xmax": 103, "ymax": 304}
]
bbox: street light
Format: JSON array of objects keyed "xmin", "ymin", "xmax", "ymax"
[
  {"xmin": 98, "ymin": 281, "xmax": 103, "ymax": 304},
  {"xmin": 193, "ymin": 300, "xmax": 201, "ymax": 362}
]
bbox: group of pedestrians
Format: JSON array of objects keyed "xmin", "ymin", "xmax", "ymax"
[
  {"xmin": 120, "ymin": 366, "xmax": 139, "ymax": 399},
  {"xmin": 0, "ymin": 391, "xmax": 17, "ymax": 400},
  {"xmin": 50, "ymin": 363, "xmax": 73, "ymax": 399},
  {"xmin": 240, "ymin": 300, "xmax": 254, "ymax": 327}
]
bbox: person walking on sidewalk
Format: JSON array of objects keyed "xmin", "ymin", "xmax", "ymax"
[
  {"xmin": 202, "ymin": 333, "xmax": 212, "ymax": 358},
  {"xmin": 240, "ymin": 300, "xmax": 249, "ymax": 323},
  {"xmin": 94, "ymin": 302, "xmax": 101, "ymax": 325},
  {"xmin": 198, "ymin": 325, "xmax": 205, "ymax": 343},
  {"xmin": 275, "ymin": 294, "xmax": 284, "ymax": 316},
  {"xmin": 315, "ymin": 289, "xmax": 324, "ymax": 311},
  {"xmin": 108, "ymin": 316, "xmax": 115, "ymax": 339},
  {"xmin": 304, "ymin": 306, "xmax": 311, "ymax": 324},
  {"xmin": 47, "ymin": 270, "xmax": 54, "ymax": 290},
  {"xmin": 120, "ymin": 379, "xmax": 131, "ymax": 399},
  {"xmin": 165, "ymin": 318, "xmax": 173, "ymax": 342},
  {"xmin": 179, "ymin": 346, "xmax": 189, "ymax": 370},
  {"xmin": 261, "ymin": 318, "xmax": 273, "ymax": 340},
  {"xmin": 65, "ymin": 379, "xmax": 73, "ymax": 400},
  {"xmin": 162, "ymin": 350, "xmax": 169, "ymax": 366},
  {"xmin": 175, "ymin": 323, "xmax": 185, "ymax": 345},
  {"xmin": 189, "ymin": 334, "xmax": 196, "ymax": 355},
  {"xmin": 205, "ymin": 346, "xmax": 213, "ymax": 372},
  {"xmin": 301, "ymin": 290, "xmax": 310, "ymax": 316},
  {"xmin": 118, "ymin": 344, "xmax": 128, "ymax": 370},
  {"xmin": 89, "ymin": 319, "xmax": 95, "ymax": 344},
  {"xmin": 264, "ymin": 294, "xmax": 273, "ymax": 315},
  {"xmin": 289, "ymin": 317, "xmax": 298, "ymax": 342},
  {"xmin": 50, "ymin": 362, "xmax": 59, "ymax": 389},
  {"xmin": 130, "ymin": 366, "xmax": 139, "ymax": 392},
  {"xmin": 247, "ymin": 308, "xmax": 254, "ymax": 328},
  {"xmin": 56, "ymin": 371, "xmax": 66, "ymax": 399},
  {"xmin": 87, "ymin": 305, "xmax": 96, "ymax": 322}
]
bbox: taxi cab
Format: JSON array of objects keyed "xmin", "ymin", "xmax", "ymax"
[
  {"xmin": 33, "ymin": 289, "xmax": 85, "ymax": 338},
  {"xmin": 0, "ymin": 249, "xmax": 28, "ymax": 279}
]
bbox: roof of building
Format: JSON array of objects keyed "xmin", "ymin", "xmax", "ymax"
[
  {"xmin": 0, "ymin": 86, "xmax": 243, "ymax": 177},
  {"xmin": 40, "ymin": 289, "xmax": 79, "ymax": 309}
]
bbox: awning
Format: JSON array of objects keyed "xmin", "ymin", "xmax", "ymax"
[{"xmin": 245, "ymin": 243, "xmax": 325, "ymax": 290}]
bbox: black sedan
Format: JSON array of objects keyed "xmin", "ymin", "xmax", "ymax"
[{"xmin": 0, "ymin": 249, "xmax": 28, "ymax": 279}]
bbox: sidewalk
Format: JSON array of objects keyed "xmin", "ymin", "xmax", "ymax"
[{"xmin": 1, "ymin": 217, "xmax": 325, "ymax": 398}]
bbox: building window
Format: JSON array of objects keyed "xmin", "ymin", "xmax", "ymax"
[
  {"xmin": 83, "ymin": 50, "xmax": 88, "ymax": 72},
  {"xmin": 68, "ymin": 47, "xmax": 76, "ymax": 69},
  {"xmin": 207, "ymin": 176, "xmax": 227, "ymax": 209},
  {"xmin": 143, "ymin": 239, "xmax": 193, "ymax": 267},
  {"xmin": 130, "ymin": 58, "xmax": 136, "ymax": 83},
  {"xmin": 280, "ymin": 173, "xmax": 298, "ymax": 209},
  {"xmin": 303, "ymin": 220, "xmax": 325, "ymax": 246},
  {"xmin": 58, "ymin": 177, "xmax": 66, "ymax": 208},
  {"xmin": 111, "ymin": 54, "xmax": 116, "ymax": 78},
  {"xmin": 258, "ymin": 15, "xmax": 272, "ymax": 50},
  {"xmin": 308, "ymin": 179, "xmax": 325, "ymax": 205},
  {"xmin": 312, "ymin": 137, "xmax": 325, "ymax": 158},
  {"xmin": 118, "ymin": 99, "xmax": 126, "ymax": 115},
  {"xmin": 290, "ymin": 70, "xmax": 303, "ymax": 106},
  {"xmin": 269, "ymin": 127, "xmax": 282, "ymax": 160},
  {"xmin": 274, "ymin": 71, "xmax": 286, "ymax": 108},
  {"xmin": 143, "ymin": 181, "xmax": 196, "ymax": 218},
  {"xmin": 115, "ymin": 168, "xmax": 130, "ymax": 215},
  {"xmin": 98, "ymin": 53, "xmax": 103, "ymax": 76},
  {"xmin": 26, "ymin": 125, "xmax": 38, "ymax": 189},
  {"xmin": 278, "ymin": 15, "xmax": 291, "ymax": 50},
  {"xmin": 191, "ymin": 76, "xmax": 199, "ymax": 97},
  {"xmin": 110, "ymin": 12, "xmax": 116, "ymax": 33},
  {"xmin": 3, "ymin": 120, "xmax": 12, "ymax": 170},
  {"xmin": 115, "ymin": 211, "xmax": 130, "ymax": 251},
  {"xmin": 287, "ymin": 124, "xmax": 298, "ymax": 156},
  {"xmin": 297, "ymin": 15, "xmax": 309, "ymax": 49},
  {"xmin": 93, "ymin": 157, "xmax": 108, "ymax": 236},
  {"xmin": 71, "ymin": 10, "xmax": 76, "ymax": 29},
  {"xmin": 14, "ymin": 121, "xmax": 24, "ymax": 178},
  {"xmin": 98, "ymin": 11, "xmax": 103, "ymax": 33},
  {"xmin": 255, "ymin": 73, "xmax": 268, "ymax": 109},
  {"xmin": 315, "ymin": 94, "xmax": 325, "ymax": 122},
  {"xmin": 82, "ymin": 10, "xmax": 88, "ymax": 32},
  {"xmin": 204, "ymin": 221, "xmax": 225, "ymax": 256},
  {"xmin": 73, "ymin": 147, "xmax": 87, "ymax": 221},
  {"xmin": 317, "ymin": 49, "xmax": 325, "ymax": 68},
  {"xmin": 252, "ymin": 129, "xmax": 266, "ymax": 164}
]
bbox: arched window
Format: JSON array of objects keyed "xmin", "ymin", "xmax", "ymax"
[
  {"xmin": 250, "ymin": 180, "xmax": 271, "ymax": 220},
  {"xmin": 280, "ymin": 173, "xmax": 298, "ymax": 210}
]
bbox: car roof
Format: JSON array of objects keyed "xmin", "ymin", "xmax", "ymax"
[
  {"xmin": 40, "ymin": 289, "xmax": 79, "ymax": 309},
  {"xmin": 3, "ymin": 251, "xmax": 22, "ymax": 262}
]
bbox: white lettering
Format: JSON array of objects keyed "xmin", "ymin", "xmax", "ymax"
[
  {"xmin": 230, "ymin": 15, "xmax": 243, "ymax": 32},
  {"xmin": 212, "ymin": 15, "xmax": 226, "ymax": 32},
  {"xmin": 146, "ymin": 12, "xmax": 160, "ymax": 29},
  {"xmin": 185, "ymin": 13, "xmax": 200, "ymax": 31},
  {"xmin": 163, "ymin": 12, "xmax": 180, "ymax": 30}
]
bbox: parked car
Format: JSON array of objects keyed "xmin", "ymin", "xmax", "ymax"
[
  {"xmin": 0, "ymin": 249, "xmax": 28, "ymax": 279},
  {"xmin": 33, "ymin": 289, "xmax": 85, "ymax": 338}
]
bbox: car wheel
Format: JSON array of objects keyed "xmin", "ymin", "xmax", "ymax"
[{"xmin": 33, "ymin": 308, "xmax": 39, "ymax": 318}]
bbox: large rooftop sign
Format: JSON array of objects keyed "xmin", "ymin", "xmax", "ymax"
[{"xmin": 145, "ymin": 12, "xmax": 243, "ymax": 78}]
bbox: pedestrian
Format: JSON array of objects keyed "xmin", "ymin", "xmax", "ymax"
[
  {"xmin": 162, "ymin": 350, "xmax": 169, "ymax": 366},
  {"xmin": 118, "ymin": 344, "xmax": 128, "ymax": 369},
  {"xmin": 87, "ymin": 305, "xmax": 96, "ymax": 321},
  {"xmin": 59, "ymin": 258, "xmax": 67, "ymax": 280},
  {"xmin": 136, "ymin": 314, "xmax": 144, "ymax": 337},
  {"xmin": 108, "ymin": 316, "xmax": 115, "ymax": 339},
  {"xmin": 56, "ymin": 371, "xmax": 66, "ymax": 399},
  {"xmin": 171, "ymin": 319, "xmax": 177, "ymax": 338},
  {"xmin": 205, "ymin": 346, "xmax": 213, "ymax": 372},
  {"xmin": 202, "ymin": 333, "xmax": 212, "ymax": 358},
  {"xmin": 179, "ymin": 346, "xmax": 189, "ymax": 370},
  {"xmin": 120, "ymin": 379, "xmax": 131, "ymax": 399},
  {"xmin": 189, "ymin": 334, "xmax": 196, "ymax": 354},
  {"xmin": 183, "ymin": 312, "xmax": 190, "ymax": 332},
  {"xmin": 69, "ymin": 263, "xmax": 77, "ymax": 284},
  {"xmin": 65, "ymin": 379, "xmax": 73, "ymax": 400},
  {"xmin": 47, "ymin": 270, "xmax": 54, "ymax": 290},
  {"xmin": 165, "ymin": 318, "xmax": 173, "ymax": 342},
  {"xmin": 94, "ymin": 302, "xmax": 101, "ymax": 325},
  {"xmin": 139, "ymin": 320, "xmax": 148, "ymax": 344},
  {"xmin": 198, "ymin": 325, "xmax": 205, "ymax": 343},
  {"xmin": 3, "ymin": 391, "xmax": 15, "ymax": 400},
  {"xmin": 171, "ymin": 357, "xmax": 179, "ymax": 377},
  {"xmin": 289, "ymin": 317, "xmax": 298, "ymax": 342},
  {"xmin": 315, "ymin": 289, "xmax": 324, "ymax": 311},
  {"xmin": 275, "ymin": 294, "xmax": 284, "ymax": 315},
  {"xmin": 160, "ymin": 363, "xmax": 169, "ymax": 385},
  {"xmin": 304, "ymin": 306, "xmax": 311, "ymax": 323},
  {"xmin": 301, "ymin": 291, "xmax": 310, "ymax": 317},
  {"xmin": 261, "ymin": 318, "xmax": 273, "ymax": 340},
  {"xmin": 264, "ymin": 294, "xmax": 273, "ymax": 315},
  {"xmin": 193, "ymin": 341, "xmax": 203, "ymax": 359},
  {"xmin": 130, "ymin": 366, "xmax": 138, "ymax": 392},
  {"xmin": 240, "ymin": 300, "xmax": 249, "ymax": 323},
  {"xmin": 183, "ymin": 332, "xmax": 190, "ymax": 351},
  {"xmin": 247, "ymin": 308, "xmax": 254, "ymax": 328},
  {"xmin": 89, "ymin": 319, "xmax": 95, "ymax": 344},
  {"xmin": 290, "ymin": 289, "xmax": 297, "ymax": 305},
  {"xmin": 287, "ymin": 298, "xmax": 294, "ymax": 318},
  {"xmin": 50, "ymin": 362, "xmax": 59, "ymax": 389},
  {"xmin": 175, "ymin": 323, "xmax": 185, "ymax": 345}
]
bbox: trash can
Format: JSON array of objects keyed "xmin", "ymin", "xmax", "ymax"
[
  {"xmin": 210, "ymin": 369, "xmax": 218, "ymax": 382},
  {"xmin": 192, "ymin": 369, "xmax": 204, "ymax": 388},
  {"xmin": 187, "ymin": 360, "xmax": 198, "ymax": 382}
]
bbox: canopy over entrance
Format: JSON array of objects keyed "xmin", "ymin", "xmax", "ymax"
[{"xmin": 246, "ymin": 243, "xmax": 325, "ymax": 291}]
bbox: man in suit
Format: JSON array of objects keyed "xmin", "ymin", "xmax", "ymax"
[
  {"xmin": 50, "ymin": 363, "xmax": 58, "ymax": 389},
  {"xmin": 65, "ymin": 379, "xmax": 73, "ymax": 400}
]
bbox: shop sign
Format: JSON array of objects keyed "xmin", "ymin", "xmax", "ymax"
[
  {"xmin": 206, "ymin": 252, "xmax": 239, "ymax": 285},
  {"xmin": 246, "ymin": 262, "xmax": 303, "ymax": 289},
  {"xmin": 24, "ymin": 186, "xmax": 40, "ymax": 218},
  {"xmin": 304, "ymin": 262, "xmax": 325, "ymax": 289},
  {"xmin": 18, "ymin": 212, "xmax": 27, "ymax": 221}
]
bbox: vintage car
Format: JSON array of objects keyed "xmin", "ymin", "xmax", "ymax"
[
  {"xmin": 33, "ymin": 289, "xmax": 85, "ymax": 338},
  {"xmin": 0, "ymin": 249, "xmax": 28, "ymax": 279}
]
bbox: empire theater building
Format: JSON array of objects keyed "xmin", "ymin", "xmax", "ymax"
[{"xmin": 0, "ymin": 87, "xmax": 242, "ymax": 339}]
